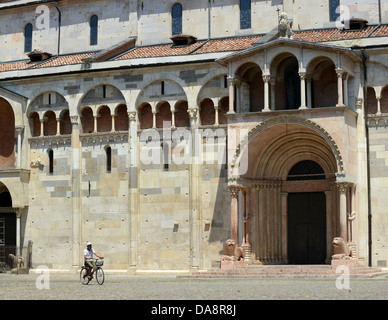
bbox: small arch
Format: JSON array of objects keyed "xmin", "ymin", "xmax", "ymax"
[
  {"xmin": 0, "ymin": 98, "xmax": 15, "ymax": 168},
  {"xmin": 59, "ymin": 109, "xmax": 72, "ymax": 135},
  {"xmin": 235, "ymin": 62, "xmax": 264, "ymax": 112},
  {"xmin": 367, "ymin": 87, "xmax": 378, "ymax": 114},
  {"xmin": 81, "ymin": 107, "xmax": 94, "ymax": 133},
  {"xmin": 115, "ymin": 104, "xmax": 129, "ymax": 131},
  {"xmin": 381, "ymin": 85, "xmax": 388, "ymax": 114},
  {"xmin": 307, "ymin": 56, "xmax": 337, "ymax": 108},
  {"xmin": 156, "ymin": 102, "xmax": 172, "ymax": 129},
  {"xmin": 97, "ymin": 106, "xmax": 112, "ymax": 133},
  {"xmin": 174, "ymin": 100, "xmax": 189, "ymax": 127},
  {"xmin": 199, "ymin": 98, "xmax": 215, "ymax": 126},
  {"xmin": 43, "ymin": 111, "xmax": 57, "ymax": 136},
  {"xmin": 138, "ymin": 103, "xmax": 153, "ymax": 130},
  {"xmin": 29, "ymin": 111, "xmax": 41, "ymax": 137},
  {"xmin": 218, "ymin": 97, "xmax": 229, "ymax": 125}
]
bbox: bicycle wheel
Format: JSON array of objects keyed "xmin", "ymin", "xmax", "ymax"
[
  {"xmin": 80, "ymin": 267, "xmax": 90, "ymax": 285},
  {"xmin": 95, "ymin": 267, "xmax": 104, "ymax": 285}
]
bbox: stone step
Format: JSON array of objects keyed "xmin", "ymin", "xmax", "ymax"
[{"xmin": 177, "ymin": 265, "xmax": 388, "ymax": 279}]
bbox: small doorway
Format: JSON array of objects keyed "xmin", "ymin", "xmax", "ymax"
[
  {"xmin": 0, "ymin": 189, "xmax": 15, "ymax": 269},
  {"xmin": 288, "ymin": 192, "xmax": 326, "ymax": 264}
]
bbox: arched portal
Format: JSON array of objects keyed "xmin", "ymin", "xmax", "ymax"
[
  {"xmin": 0, "ymin": 182, "xmax": 15, "ymax": 269},
  {"xmin": 231, "ymin": 119, "xmax": 343, "ymax": 265},
  {"xmin": 0, "ymin": 98, "xmax": 16, "ymax": 169}
]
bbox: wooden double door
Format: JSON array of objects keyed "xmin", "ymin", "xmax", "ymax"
[{"xmin": 287, "ymin": 192, "xmax": 326, "ymax": 264}]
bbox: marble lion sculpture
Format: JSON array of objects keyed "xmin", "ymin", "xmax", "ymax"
[
  {"xmin": 221, "ymin": 239, "xmax": 245, "ymax": 261},
  {"xmin": 279, "ymin": 12, "xmax": 293, "ymax": 39},
  {"xmin": 332, "ymin": 237, "xmax": 353, "ymax": 260}
]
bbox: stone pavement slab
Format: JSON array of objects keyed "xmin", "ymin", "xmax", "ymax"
[{"xmin": 0, "ymin": 273, "xmax": 388, "ymax": 300}]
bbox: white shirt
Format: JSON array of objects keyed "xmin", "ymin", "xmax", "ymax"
[{"xmin": 84, "ymin": 248, "xmax": 95, "ymax": 261}]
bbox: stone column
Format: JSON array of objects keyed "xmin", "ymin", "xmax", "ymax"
[
  {"xmin": 306, "ymin": 75, "xmax": 312, "ymax": 108},
  {"xmin": 325, "ymin": 190, "xmax": 333, "ymax": 262},
  {"xmin": 152, "ymin": 111, "xmax": 157, "ymax": 128},
  {"xmin": 262, "ymin": 74, "xmax": 271, "ymax": 112},
  {"xmin": 70, "ymin": 115, "xmax": 81, "ymax": 268},
  {"xmin": 241, "ymin": 188, "xmax": 251, "ymax": 261},
  {"xmin": 93, "ymin": 115, "xmax": 98, "ymax": 133},
  {"xmin": 299, "ymin": 71, "xmax": 307, "ymax": 109},
  {"xmin": 227, "ymin": 76, "xmax": 235, "ymax": 113},
  {"xmin": 343, "ymin": 73, "xmax": 349, "ymax": 106},
  {"xmin": 40, "ymin": 118, "xmax": 46, "ymax": 137},
  {"xmin": 15, "ymin": 208, "xmax": 22, "ymax": 256},
  {"xmin": 128, "ymin": 111, "xmax": 138, "ymax": 270},
  {"xmin": 56, "ymin": 118, "xmax": 61, "ymax": 136},
  {"xmin": 214, "ymin": 106, "xmax": 219, "ymax": 126},
  {"xmin": 337, "ymin": 182, "xmax": 349, "ymax": 240},
  {"xmin": 258, "ymin": 183, "xmax": 264, "ymax": 261},
  {"xmin": 188, "ymin": 107, "xmax": 201, "ymax": 269},
  {"xmin": 111, "ymin": 113, "xmax": 116, "ymax": 132},
  {"xmin": 229, "ymin": 185, "xmax": 240, "ymax": 243},
  {"xmin": 15, "ymin": 126, "xmax": 24, "ymax": 168},
  {"xmin": 270, "ymin": 77, "xmax": 276, "ymax": 111},
  {"xmin": 235, "ymin": 80, "xmax": 241, "ymax": 113},
  {"xmin": 281, "ymin": 192, "xmax": 288, "ymax": 263},
  {"xmin": 377, "ymin": 97, "xmax": 382, "ymax": 115},
  {"xmin": 336, "ymin": 68, "xmax": 345, "ymax": 107}
]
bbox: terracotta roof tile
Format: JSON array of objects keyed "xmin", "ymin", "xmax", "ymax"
[
  {"xmin": 293, "ymin": 25, "xmax": 388, "ymax": 42},
  {"xmin": 116, "ymin": 41, "xmax": 207, "ymax": 60},
  {"xmin": 1, "ymin": 25, "xmax": 388, "ymax": 73}
]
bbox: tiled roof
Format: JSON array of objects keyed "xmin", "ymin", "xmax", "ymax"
[
  {"xmin": 0, "ymin": 52, "xmax": 95, "ymax": 72},
  {"xmin": 115, "ymin": 35, "xmax": 264, "ymax": 60},
  {"xmin": 1, "ymin": 25, "xmax": 388, "ymax": 74},
  {"xmin": 293, "ymin": 25, "xmax": 387, "ymax": 42}
]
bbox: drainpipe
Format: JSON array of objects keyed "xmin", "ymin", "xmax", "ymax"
[
  {"xmin": 378, "ymin": 0, "xmax": 382, "ymax": 24},
  {"xmin": 361, "ymin": 49, "xmax": 372, "ymax": 267},
  {"xmin": 55, "ymin": 1, "xmax": 61, "ymax": 56},
  {"xmin": 208, "ymin": 0, "xmax": 211, "ymax": 40}
]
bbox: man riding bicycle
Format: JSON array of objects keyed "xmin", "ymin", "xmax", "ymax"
[{"xmin": 83, "ymin": 242, "xmax": 104, "ymax": 279}]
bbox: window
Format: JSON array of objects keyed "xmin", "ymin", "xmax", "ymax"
[
  {"xmin": 172, "ymin": 3, "xmax": 182, "ymax": 35},
  {"xmin": 329, "ymin": 0, "xmax": 340, "ymax": 22},
  {"xmin": 90, "ymin": 15, "xmax": 98, "ymax": 46},
  {"xmin": 24, "ymin": 23, "xmax": 33, "ymax": 53},
  {"xmin": 105, "ymin": 146, "xmax": 112, "ymax": 173},
  {"xmin": 48, "ymin": 149, "xmax": 54, "ymax": 174},
  {"xmin": 240, "ymin": 0, "xmax": 251, "ymax": 29}
]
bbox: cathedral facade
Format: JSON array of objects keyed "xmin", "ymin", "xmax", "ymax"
[{"xmin": 0, "ymin": 0, "xmax": 388, "ymax": 272}]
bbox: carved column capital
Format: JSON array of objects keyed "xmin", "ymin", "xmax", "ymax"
[
  {"xmin": 335, "ymin": 68, "xmax": 345, "ymax": 78},
  {"xmin": 127, "ymin": 112, "xmax": 137, "ymax": 122},
  {"xmin": 262, "ymin": 74, "xmax": 271, "ymax": 83},
  {"xmin": 70, "ymin": 115, "xmax": 79, "ymax": 124},
  {"xmin": 336, "ymin": 181, "xmax": 349, "ymax": 194},
  {"xmin": 15, "ymin": 125, "xmax": 25, "ymax": 134},
  {"xmin": 228, "ymin": 185, "xmax": 240, "ymax": 198},
  {"xmin": 187, "ymin": 108, "xmax": 198, "ymax": 119}
]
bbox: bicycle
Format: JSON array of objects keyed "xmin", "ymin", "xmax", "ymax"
[{"xmin": 80, "ymin": 258, "xmax": 105, "ymax": 285}]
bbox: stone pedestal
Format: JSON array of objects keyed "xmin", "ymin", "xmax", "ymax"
[
  {"xmin": 221, "ymin": 260, "xmax": 248, "ymax": 270},
  {"xmin": 331, "ymin": 258, "xmax": 357, "ymax": 270}
]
